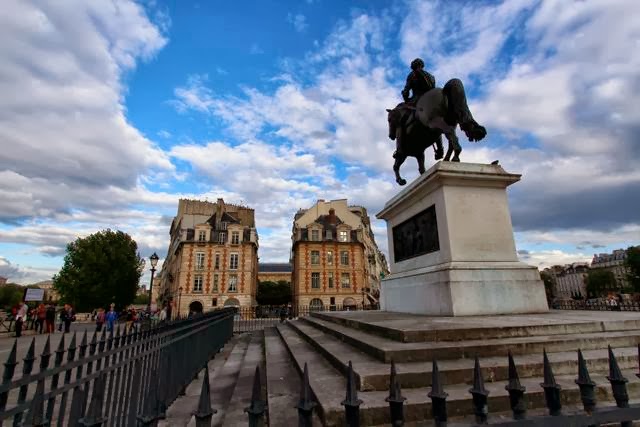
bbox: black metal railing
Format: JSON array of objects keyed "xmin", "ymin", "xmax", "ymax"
[
  {"xmin": 191, "ymin": 344, "xmax": 640, "ymax": 426},
  {"xmin": 0, "ymin": 308, "xmax": 235, "ymax": 426},
  {"xmin": 232, "ymin": 304, "xmax": 377, "ymax": 333},
  {"xmin": 554, "ymin": 300, "xmax": 640, "ymax": 311}
]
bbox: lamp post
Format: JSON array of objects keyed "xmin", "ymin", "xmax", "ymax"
[{"xmin": 148, "ymin": 252, "xmax": 159, "ymax": 314}]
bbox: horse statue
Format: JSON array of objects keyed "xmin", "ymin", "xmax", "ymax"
[{"xmin": 386, "ymin": 78, "xmax": 487, "ymax": 185}]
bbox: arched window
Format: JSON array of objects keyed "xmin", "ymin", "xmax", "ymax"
[
  {"xmin": 189, "ymin": 301, "xmax": 204, "ymax": 313},
  {"xmin": 309, "ymin": 298, "xmax": 324, "ymax": 310},
  {"xmin": 343, "ymin": 297, "xmax": 357, "ymax": 307},
  {"xmin": 224, "ymin": 297, "xmax": 240, "ymax": 307}
]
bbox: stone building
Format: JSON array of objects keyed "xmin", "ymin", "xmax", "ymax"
[
  {"xmin": 0, "ymin": 276, "xmax": 7, "ymax": 286},
  {"xmin": 591, "ymin": 249, "xmax": 631, "ymax": 291},
  {"xmin": 290, "ymin": 199, "xmax": 389, "ymax": 308},
  {"xmin": 544, "ymin": 263, "xmax": 589, "ymax": 299},
  {"xmin": 32, "ymin": 280, "xmax": 59, "ymax": 302},
  {"xmin": 258, "ymin": 263, "xmax": 292, "ymax": 284},
  {"xmin": 157, "ymin": 198, "xmax": 259, "ymax": 316}
]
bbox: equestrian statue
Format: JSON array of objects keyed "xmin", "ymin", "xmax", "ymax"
[{"xmin": 387, "ymin": 58, "xmax": 487, "ymax": 185}]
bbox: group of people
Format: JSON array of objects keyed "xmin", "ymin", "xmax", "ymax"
[
  {"xmin": 92, "ymin": 303, "xmax": 171, "ymax": 333},
  {"xmin": 12, "ymin": 301, "xmax": 76, "ymax": 337}
]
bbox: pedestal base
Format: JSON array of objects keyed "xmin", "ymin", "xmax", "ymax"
[{"xmin": 380, "ymin": 261, "xmax": 549, "ymax": 316}]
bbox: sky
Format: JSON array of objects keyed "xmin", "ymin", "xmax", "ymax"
[{"xmin": 1, "ymin": 0, "xmax": 639, "ymax": 286}]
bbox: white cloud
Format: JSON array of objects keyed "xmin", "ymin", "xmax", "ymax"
[{"xmin": 287, "ymin": 13, "xmax": 308, "ymax": 32}]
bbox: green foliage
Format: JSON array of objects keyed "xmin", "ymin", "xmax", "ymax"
[
  {"xmin": 134, "ymin": 293, "xmax": 150, "ymax": 305},
  {"xmin": 586, "ymin": 269, "xmax": 617, "ymax": 297},
  {"xmin": 539, "ymin": 270, "xmax": 555, "ymax": 301},
  {"xmin": 0, "ymin": 283, "xmax": 25, "ymax": 309},
  {"xmin": 53, "ymin": 229, "xmax": 144, "ymax": 312},
  {"xmin": 256, "ymin": 280, "xmax": 292, "ymax": 305},
  {"xmin": 625, "ymin": 246, "xmax": 640, "ymax": 292}
]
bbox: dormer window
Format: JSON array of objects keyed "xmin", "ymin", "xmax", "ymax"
[
  {"xmin": 221, "ymin": 222, "xmax": 228, "ymax": 230},
  {"xmin": 338, "ymin": 230, "xmax": 349, "ymax": 242},
  {"xmin": 198, "ymin": 230, "xmax": 207, "ymax": 242},
  {"xmin": 311, "ymin": 229, "xmax": 320, "ymax": 241}
]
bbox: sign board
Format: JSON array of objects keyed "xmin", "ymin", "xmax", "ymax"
[{"xmin": 24, "ymin": 288, "xmax": 45, "ymax": 302}]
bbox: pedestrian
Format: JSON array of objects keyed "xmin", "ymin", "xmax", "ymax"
[
  {"xmin": 279, "ymin": 305, "xmax": 287, "ymax": 323},
  {"xmin": 36, "ymin": 303, "xmax": 46, "ymax": 334},
  {"xmin": 58, "ymin": 306, "xmax": 65, "ymax": 332},
  {"xmin": 159, "ymin": 305, "xmax": 168, "ymax": 325},
  {"xmin": 61, "ymin": 303, "xmax": 74, "ymax": 333},
  {"xmin": 14, "ymin": 301, "xmax": 27, "ymax": 338},
  {"xmin": 106, "ymin": 306, "xmax": 117, "ymax": 332},
  {"xmin": 125, "ymin": 308, "xmax": 134, "ymax": 333},
  {"xmin": 45, "ymin": 303, "xmax": 56, "ymax": 333},
  {"xmin": 95, "ymin": 307, "xmax": 106, "ymax": 332}
]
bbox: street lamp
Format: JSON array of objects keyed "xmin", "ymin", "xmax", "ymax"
[{"xmin": 148, "ymin": 252, "xmax": 159, "ymax": 313}]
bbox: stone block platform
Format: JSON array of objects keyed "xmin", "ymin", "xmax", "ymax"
[{"xmin": 277, "ymin": 310, "xmax": 640, "ymax": 426}]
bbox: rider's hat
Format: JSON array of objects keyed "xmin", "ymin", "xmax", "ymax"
[{"xmin": 410, "ymin": 58, "xmax": 425, "ymax": 70}]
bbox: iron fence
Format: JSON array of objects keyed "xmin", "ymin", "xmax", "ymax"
[
  {"xmin": 232, "ymin": 304, "xmax": 378, "ymax": 333},
  {"xmin": 191, "ymin": 343, "xmax": 640, "ymax": 426},
  {"xmin": 554, "ymin": 300, "xmax": 640, "ymax": 311},
  {"xmin": 0, "ymin": 307, "xmax": 235, "ymax": 426}
]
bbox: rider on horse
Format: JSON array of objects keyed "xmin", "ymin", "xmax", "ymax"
[{"xmin": 394, "ymin": 58, "xmax": 444, "ymax": 160}]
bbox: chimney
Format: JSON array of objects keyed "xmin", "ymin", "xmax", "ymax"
[{"xmin": 328, "ymin": 208, "xmax": 337, "ymax": 225}]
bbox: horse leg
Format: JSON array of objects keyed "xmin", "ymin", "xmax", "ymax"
[
  {"xmin": 434, "ymin": 134, "xmax": 444, "ymax": 160},
  {"xmin": 416, "ymin": 151, "xmax": 426, "ymax": 174},
  {"xmin": 393, "ymin": 155, "xmax": 407, "ymax": 186},
  {"xmin": 444, "ymin": 130, "xmax": 461, "ymax": 162},
  {"xmin": 443, "ymin": 78, "xmax": 487, "ymax": 142}
]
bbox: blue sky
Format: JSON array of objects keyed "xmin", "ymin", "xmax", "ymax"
[{"xmin": 0, "ymin": 0, "xmax": 639, "ymax": 285}]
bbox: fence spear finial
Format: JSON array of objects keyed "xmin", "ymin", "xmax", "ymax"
[
  {"xmin": 469, "ymin": 356, "xmax": 489, "ymax": 424},
  {"xmin": 386, "ymin": 360, "xmax": 406, "ymax": 426},
  {"xmin": 194, "ymin": 366, "xmax": 216, "ymax": 426},
  {"xmin": 342, "ymin": 361, "xmax": 362, "ymax": 427},
  {"xmin": 575, "ymin": 349, "xmax": 596, "ymax": 414},
  {"xmin": 540, "ymin": 349, "xmax": 562, "ymax": 416},
  {"xmin": 607, "ymin": 345, "xmax": 629, "ymax": 409},
  {"xmin": 505, "ymin": 351, "xmax": 526, "ymax": 420},
  {"xmin": 428, "ymin": 359, "xmax": 448, "ymax": 426}
]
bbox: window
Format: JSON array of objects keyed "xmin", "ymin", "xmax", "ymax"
[
  {"xmin": 326, "ymin": 230, "xmax": 333, "ymax": 240},
  {"xmin": 198, "ymin": 230, "xmax": 206, "ymax": 242},
  {"xmin": 221, "ymin": 222, "xmax": 228, "ymax": 230},
  {"xmin": 339, "ymin": 230, "xmax": 348, "ymax": 242},
  {"xmin": 214, "ymin": 253, "xmax": 220, "ymax": 270},
  {"xmin": 310, "ymin": 250, "xmax": 320, "ymax": 265},
  {"xmin": 341, "ymin": 273, "xmax": 351, "ymax": 288},
  {"xmin": 193, "ymin": 275, "xmax": 203, "ymax": 292},
  {"xmin": 340, "ymin": 251, "xmax": 349, "ymax": 266},
  {"xmin": 228, "ymin": 274, "xmax": 238, "ymax": 292},
  {"xmin": 195, "ymin": 252, "xmax": 205, "ymax": 270},
  {"xmin": 212, "ymin": 298, "xmax": 218, "ymax": 307},
  {"xmin": 330, "ymin": 297, "xmax": 335, "ymax": 305},
  {"xmin": 218, "ymin": 232, "xmax": 226, "ymax": 244},
  {"xmin": 229, "ymin": 253, "xmax": 239, "ymax": 270},
  {"xmin": 326, "ymin": 250, "xmax": 334, "ymax": 265},
  {"xmin": 212, "ymin": 274, "xmax": 219, "ymax": 292},
  {"xmin": 328, "ymin": 272, "xmax": 334, "ymax": 288},
  {"xmin": 311, "ymin": 229, "xmax": 320, "ymax": 241},
  {"xmin": 231, "ymin": 231, "xmax": 240, "ymax": 245},
  {"xmin": 311, "ymin": 272, "xmax": 320, "ymax": 288}
]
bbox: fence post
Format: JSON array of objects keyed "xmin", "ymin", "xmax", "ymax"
[
  {"xmin": 505, "ymin": 351, "xmax": 527, "ymax": 420},
  {"xmin": 296, "ymin": 363, "xmax": 316, "ymax": 427},
  {"xmin": 23, "ymin": 378, "xmax": 48, "ymax": 427},
  {"xmin": 79, "ymin": 373, "xmax": 107, "ymax": 427},
  {"xmin": 12, "ymin": 337, "xmax": 36, "ymax": 425},
  {"xmin": 428, "ymin": 359, "xmax": 448, "ymax": 427},
  {"xmin": 46, "ymin": 333, "xmax": 66, "ymax": 421},
  {"xmin": 0, "ymin": 340, "xmax": 18, "ymax": 412},
  {"xmin": 385, "ymin": 360, "xmax": 406, "ymax": 427},
  {"xmin": 194, "ymin": 366, "xmax": 216, "ymax": 427},
  {"xmin": 342, "ymin": 361, "xmax": 362, "ymax": 427},
  {"xmin": 469, "ymin": 356, "xmax": 489, "ymax": 425},
  {"xmin": 56, "ymin": 332, "xmax": 78, "ymax": 426},
  {"xmin": 39, "ymin": 336, "xmax": 52, "ymax": 372},
  {"xmin": 607, "ymin": 346, "xmax": 631, "ymax": 427},
  {"xmin": 245, "ymin": 365, "xmax": 266, "ymax": 427},
  {"xmin": 575, "ymin": 349, "xmax": 596, "ymax": 414},
  {"xmin": 540, "ymin": 349, "xmax": 562, "ymax": 416}
]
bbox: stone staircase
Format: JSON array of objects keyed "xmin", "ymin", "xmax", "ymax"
[{"xmin": 164, "ymin": 310, "xmax": 640, "ymax": 426}]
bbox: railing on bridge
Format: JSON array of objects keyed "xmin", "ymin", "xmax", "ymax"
[
  {"xmin": 232, "ymin": 304, "xmax": 378, "ymax": 333},
  {"xmin": 554, "ymin": 300, "xmax": 640, "ymax": 311},
  {"xmin": 0, "ymin": 308, "xmax": 235, "ymax": 426}
]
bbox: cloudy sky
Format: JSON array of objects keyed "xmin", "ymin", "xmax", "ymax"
[{"xmin": 1, "ymin": 0, "xmax": 638, "ymax": 285}]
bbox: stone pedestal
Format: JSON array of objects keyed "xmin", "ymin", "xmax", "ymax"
[{"xmin": 376, "ymin": 162, "xmax": 549, "ymax": 316}]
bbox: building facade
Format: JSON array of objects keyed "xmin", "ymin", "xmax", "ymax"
[
  {"xmin": 32, "ymin": 280, "xmax": 59, "ymax": 302},
  {"xmin": 258, "ymin": 263, "xmax": 292, "ymax": 284},
  {"xmin": 157, "ymin": 198, "xmax": 259, "ymax": 315},
  {"xmin": 544, "ymin": 263, "xmax": 589, "ymax": 299},
  {"xmin": 291, "ymin": 199, "xmax": 389, "ymax": 308},
  {"xmin": 0, "ymin": 276, "xmax": 7, "ymax": 286},
  {"xmin": 591, "ymin": 249, "xmax": 631, "ymax": 291}
]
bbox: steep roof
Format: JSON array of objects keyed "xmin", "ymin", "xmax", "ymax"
[{"xmin": 258, "ymin": 263, "xmax": 292, "ymax": 273}]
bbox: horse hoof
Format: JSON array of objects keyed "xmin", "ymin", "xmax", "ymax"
[
  {"xmin": 452, "ymin": 157, "xmax": 460, "ymax": 162},
  {"xmin": 419, "ymin": 169, "xmax": 426, "ymax": 174},
  {"xmin": 397, "ymin": 178, "xmax": 407, "ymax": 186}
]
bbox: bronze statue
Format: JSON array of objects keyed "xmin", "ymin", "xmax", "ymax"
[{"xmin": 387, "ymin": 58, "xmax": 487, "ymax": 186}]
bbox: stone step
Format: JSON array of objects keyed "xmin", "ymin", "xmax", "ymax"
[
  {"xmin": 288, "ymin": 318, "xmax": 639, "ymax": 391},
  {"xmin": 264, "ymin": 327, "xmax": 307, "ymax": 427},
  {"xmin": 278, "ymin": 321, "xmax": 640, "ymax": 425},
  {"xmin": 310, "ymin": 310, "xmax": 640, "ymax": 342},
  {"xmin": 300, "ymin": 316, "xmax": 640, "ymax": 363},
  {"xmin": 160, "ymin": 334, "xmax": 250, "ymax": 427},
  {"xmin": 222, "ymin": 331, "xmax": 266, "ymax": 427}
]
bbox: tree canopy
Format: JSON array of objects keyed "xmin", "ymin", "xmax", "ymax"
[
  {"xmin": 53, "ymin": 229, "xmax": 144, "ymax": 311},
  {"xmin": 256, "ymin": 280, "xmax": 291, "ymax": 305},
  {"xmin": 625, "ymin": 246, "xmax": 640, "ymax": 292},
  {"xmin": 586, "ymin": 269, "xmax": 617, "ymax": 297}
]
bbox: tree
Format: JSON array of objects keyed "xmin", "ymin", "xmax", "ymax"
[
  {"xmin": 625, "ymin": 246, "xmax": 640, "ymax": 292},
  {"xmin": 0, "ymin": 283, "xmax": 25, "ymax": 310},
  {"xmin": 539, "ymin": 270, "xmax": 555, "ymax": 302},
  {"xmin": 256, "ymin": 280, "xmax": 292, "ymax": 305},
  {"xmin": 53, "ymin": 229, "xmax": 144, "ymax": 312},
  {"xmin": 586, "ymin": 269, "xmax": 616, "ymax": 298},
  {"xmin": 134, "ymin": 293, "xmax": 150, "ymax": 305}
]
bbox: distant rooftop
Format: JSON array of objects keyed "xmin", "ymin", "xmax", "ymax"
[{"xmin": 258, "ymin": 263, "xmax": 292, "ymax": 273}]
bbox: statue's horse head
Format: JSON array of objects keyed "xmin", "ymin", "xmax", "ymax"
[{"xmin": 386, "ymin": 103, "xmax": 404, "ymax": 140}]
